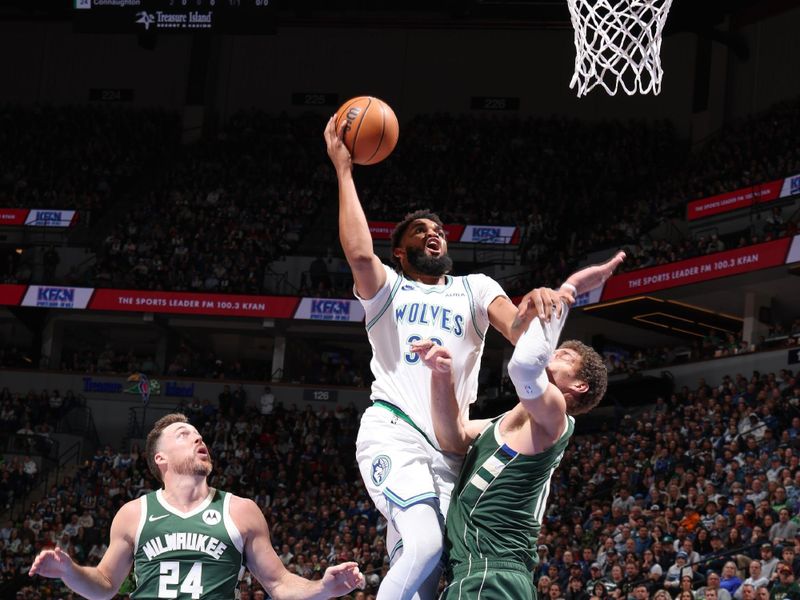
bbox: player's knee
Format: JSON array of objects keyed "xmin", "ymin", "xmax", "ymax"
[
  {"xmin": 405, "ymin": 527, "xmax": 443, "ymax": 568},
  {"xmin": 420, "ymin": 534, "xmax": 444, "ymax": 568},
  {"xmin": 393, "ymin": 501, "xmax": 444, "ymax": 568}
]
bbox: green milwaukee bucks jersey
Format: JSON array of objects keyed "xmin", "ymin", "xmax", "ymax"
[
  {"xmin": 445, "ymin": 413, "xmax": 574, "ymax": 571},
  {"xmin": 132, "ymin": 489, "xmax": 244, "ymax": 600}
]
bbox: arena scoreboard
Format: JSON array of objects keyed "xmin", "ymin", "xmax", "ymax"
[{"xmin": 73, "ymin": 0, "xmax": 275, "ymax": 34}]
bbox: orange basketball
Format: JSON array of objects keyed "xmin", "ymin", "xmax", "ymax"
[{"xmin": 334, "ymin": 96, "xmax": 399, "ymax": 165}]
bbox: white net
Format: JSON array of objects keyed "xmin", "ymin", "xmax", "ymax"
[{"xmin": 567, "ymin": 0, "xmax": 674, "ymax": 97}]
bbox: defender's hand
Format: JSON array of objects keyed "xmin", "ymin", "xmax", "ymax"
[
  {"xmin": 515, "ymin": 286, "xmax": 574, "ymax": 328},
  {"xmin": 410, "ymin": 340, "xmax": 453, "ymax": 374}
]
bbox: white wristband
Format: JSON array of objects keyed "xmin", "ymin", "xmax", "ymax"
[
  {"xmin": 560, "ymin": 282, "xmax": 578, "ymax": 298},
  {"xmin": 509, "ymin": 363, "xmax": 550, "ymax": 400}
]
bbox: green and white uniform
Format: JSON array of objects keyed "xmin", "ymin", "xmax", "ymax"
[
  {"xmin": 441, "ymin": 413, "xmax": 575, "ymax": 600},
  {"xmin": 132, "ymin": 489, "xmax": 244, "ymax": 600}
]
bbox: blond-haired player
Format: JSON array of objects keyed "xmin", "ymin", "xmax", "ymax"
[{"xmin": 30, "ymin": 413, "xmax": 364, "ymax": 599}]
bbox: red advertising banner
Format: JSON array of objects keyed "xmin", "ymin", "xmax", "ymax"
[
  {"xmin": 686, "ymin": 179, "xmax": 783, "ymax": 221},
  {"xmin": 0, "ymin": 209, "xmax": 28, "ymax": 226},
  {"xmin": 601, "ymin": 237, "xmax": 792, "ymax": 301},
  {"xmin": 1, "ymin": 236, "xmax": 795, "ymax": 316},
  {"xmin": 367, "ymin": 221, "xmax": 465, "ymax": 242},
  {"xmin": 0, "ymin": 284, "xmax": 27, "ymax": 306},
  {"xmin": 368, "ymin": 221, "xmax": 396, "ymax": 240},
  {"xmin": 89, "ymin": 289, "xmax": 300, "ymax": 318},
  {"xmin": 0, "ymin": 209, "xmax": 80, "ymax": 227}
]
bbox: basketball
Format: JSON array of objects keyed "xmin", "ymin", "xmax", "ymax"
[{"xmin": 335, "ymin": 96, "xmax": 399, "ymax": 165}]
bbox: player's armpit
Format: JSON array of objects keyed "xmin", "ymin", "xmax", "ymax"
[
  {"xmin": 349, "ymin": 254, "xmax": 387, "ymax": 301},
  {"xmin": 463, "ymin": 419, "xmax": 492, "ymax": 442}
]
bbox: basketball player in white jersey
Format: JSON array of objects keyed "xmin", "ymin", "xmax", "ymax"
[{"xmin": 324, "ymin": 117, "xmax": 623, "ymax": 600}]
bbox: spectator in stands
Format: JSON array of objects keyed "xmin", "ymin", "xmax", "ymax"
[
  {"xmin": 770, "ymin": 563, "xmax": 800, "ymax": 599},
  {"xmin": 758, "ymin": 544, "xmax": 780, "ymax": 579},
  {"xmin": 7, "ymin": 358, "xmax": 800, "ymax": 599},
  {"xmin": 769, "ymin": 508, "xmax": 798, "ymax": 544},
  {"xmin": 734, "ymin": 561, "xmax": 769, "ymax": 600},
  {"xmin": 719, "ymin": 562, "xmax": 742, "ymax": 596},
  {"xmin": 665, "ymin": 553, "xmax": 693, "ymax": 591},
  {"xmin": 260, "ymin": 386, "xmax": 275, "ymax": 415},
  {"xmin": 697, "ymin": 571, "xmax": 731, "ymax": 600}
]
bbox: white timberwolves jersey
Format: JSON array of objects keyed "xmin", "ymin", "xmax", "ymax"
[{"xmin": 356, "ymin": 264, "xmax": 507, "ymax": 449}]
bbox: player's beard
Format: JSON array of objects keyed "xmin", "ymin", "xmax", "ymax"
[
  {"xmin": 173, "ymin": 454, "xmax": 213, "ymax": 478},
  {"xmin": 406, "ymin": 247, "xmax": 453, "ymax": 277}
]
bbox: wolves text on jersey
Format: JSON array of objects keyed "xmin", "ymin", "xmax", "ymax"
[{"xmin": 394, "ymin": 302, "xmax": 465, "ymax": 337}]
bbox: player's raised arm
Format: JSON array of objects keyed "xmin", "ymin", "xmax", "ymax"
[
  {"xmin": 232, "ymin": 496, "xmax": 364, "ymax": 600},
  {"xmin": 489, "ymin": 287, "xmax": 573, "ymax": 345},
  {"xmin": 515, "ymin": 251, "xmax": 625, "ymax": 324},
  {"xmin": 506, "ymin": 320, "xmax": 568, "ymax": 439},
  {"xmin": 412, "ymin": 340, "xmax": 489, "ymax": 454},
  {"xmin": 29, "ymin": 498, "xmax": 138, "ymax": 600},
  {"xmin": 324, "ymin": 116, "xmax": 386, "ymax": 300}
]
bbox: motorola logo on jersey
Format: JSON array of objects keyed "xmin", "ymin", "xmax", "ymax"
[
  {"xmin": 394, "ymin": 303, "xmax": 464, "ymax": 337},
  {"xmin": 202, "ymin": 509, "xmax": 221, "ymax": 525}
]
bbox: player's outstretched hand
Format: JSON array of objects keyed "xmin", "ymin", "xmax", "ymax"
[
  {"xmin": 324, "ymin": 116, "xmax": 352, "ymax": 174},
  {"xmin": 515, "ymin": 286, "xmax": 575, "ymax": 330},
  {"xmin": 563, "ymin": 250, "xmax": 626, "ymax": 295},
  {"xmin": 410, "ymin": 340, "xmax": 453, "ymax": 374},
  {"xmin": 29, "ymin": 546, "xmax": 74, "ymax": 579},
  {"xmin": 320, "ymin": 561, "xmax": 365, "ymax": 596}
]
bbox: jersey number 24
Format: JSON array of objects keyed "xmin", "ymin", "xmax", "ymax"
[{"xmin": 159, "ymin": 561, "xmax": 203, "ymax": 599}]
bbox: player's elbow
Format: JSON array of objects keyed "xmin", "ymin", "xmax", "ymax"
[
  {"xmin": 93, "ymin": 568, "xmax": 119, "ymax": 600},
  {"xmin": 346, "ymin": 251, "xmax": 375, "ymax": 266},
  {"xmin": 507, "ymin": 354, "xmax": 538, "ymax": 386},
  {"xmin": 505, "ymin": 325, "xmax": 522, "ymax": 346},
  {"xmin": 341, "ymin": 241, "xmax": 375, "ymax": 267},
  {"xmin": 439, "ymin": 438, "xmax": 469, "ymax": 455}
]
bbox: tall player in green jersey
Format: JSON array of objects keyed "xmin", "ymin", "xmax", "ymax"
[
  {"xmin": 412, "ymin": 277, "xmax": 614, "ymax": 599},
  {"xmin": 29, "ymin": 413, "xmax": 364, "ymax": 600}
]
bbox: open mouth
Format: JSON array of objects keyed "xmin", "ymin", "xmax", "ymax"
[
  {"xmin": 197, "ymin": 447, "xmax": 209, "ymax": 457},
  {"xmin": 425, "ymin": 238, "xmax": 441, "ymax": 255}
]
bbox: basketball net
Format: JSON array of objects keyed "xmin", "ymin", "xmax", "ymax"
[{"xmin": 567, "ymin": 0, "xmax": 674, "ymax": 96}]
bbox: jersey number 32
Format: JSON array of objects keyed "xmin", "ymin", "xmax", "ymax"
[{"xmin": 404, "ymin": 335, "xmax": 443, "ymax": 364}]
